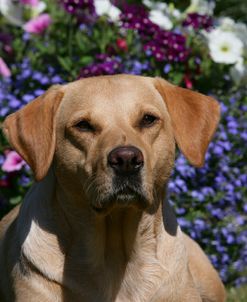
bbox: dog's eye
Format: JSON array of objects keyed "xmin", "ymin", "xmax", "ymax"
[
  {"xmin": 74, "ymin": 120, "xmax": 95, "ymax": 132},
  {"xmin": 140, "ymin": 114, "xmax": 158, "ymax": 128}
]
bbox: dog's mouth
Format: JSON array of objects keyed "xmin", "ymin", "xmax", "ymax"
[{"xmin": 91, "ymin": 176, "xmax": 149, "ymax": 213}]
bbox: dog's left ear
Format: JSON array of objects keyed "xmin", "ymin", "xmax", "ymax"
[
  {"xmin": 2, "ymin": 86, "xmax": 64, "ymax": 181},
  {"xmin": 154, "ymin": 78, "xmax": 220, "ymax": 167}
]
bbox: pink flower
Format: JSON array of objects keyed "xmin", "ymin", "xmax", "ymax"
[
  {"xmin": 23, "ymin": 13, "xmax": 51, "ymax": 34},
  {"xmin": 2, "ymin": 151, "xmax": 25, "ymax": 172},
  {"xmin": 0, "ymin": 57, "xmax": 11, "ymax": 77},
  {"xmin": 184, "ymin": 74, "xmax": 193, "ymax": 89},
  {"xmin": 20, "ymin": 0, "xmax": 39, "ymax": 6},
  {"xmin": 116, "ymin": 38, "xmax": 128, "ymax": 51}
]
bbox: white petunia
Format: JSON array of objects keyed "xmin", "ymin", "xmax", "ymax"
[
  {"xmin": 171, "ymin": 8, "xmax": 181, "ymax": 19},
  {"xmin": 144, "ymin": 1, "xmax": 180, "ymax": 20},
  {"xmin": 218, "ymin": 17, "xmax": 235, "ymax": 30},
  {"xmin": 94, "ymin": 0, "xmax": 120, "ymax": 21},
  {"xmin": 143, "ymin": 1, "xmax": 167, "ymax": 11},
  {"xmin": 218, "ymin": 17, "xmax": 247, "ymax": 50},
  {"xmin": 207, "ymin": 29, "xmax": 243, "ymax": 64},
  {"xmin": 186, "ymin": 0, "xmax": 215, "ymax": 15},
  {"xmin": 230, "ymin": 58, "xmax": 247, "ymax": 84},
  {"xmin": 234, "ymin": 23, "xmax": 247, "ymax": 49},
  {"xmin": 149, "ymin": 10, "xmax": 172, "ymax": 30},
  {"xmin": 0, "ymin": 0, "xmax": 47, "ymax": 25},
  {"xmin": 31, "ymin": 1, "xmax": 46, "ymax": 18},
  {"xmin": 143, "ymin": 0, "xmax": 152, "ymax": 7},
  {"xmin": 0, "ymin": 0, "xmax": 24, "ymax": 25}
]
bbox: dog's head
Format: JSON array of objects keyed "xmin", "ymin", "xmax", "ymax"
[{"xmin": 3, "ymin": 75, "xmax": 220, "ymax": 213}]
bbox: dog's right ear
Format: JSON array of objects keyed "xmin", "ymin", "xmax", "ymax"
[{"xmin": 2, "ymin": 86, "xmax": 64, "ymax": 182}]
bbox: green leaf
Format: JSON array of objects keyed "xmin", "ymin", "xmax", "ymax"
[
  {"xmin": 10, "ymin": 196, "xmax": 22, "ymax": 205},
  {"xmin": 57, "ymin": 56, "xmax": 72, "ymax": 72},
  {"xmin": 79, "ymin": 56, "xmax": 93, "ymax": 65}
]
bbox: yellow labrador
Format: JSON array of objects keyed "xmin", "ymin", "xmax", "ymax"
[{"xmin": 0, "ymin": 75, "xmax": 225, "ymax": 301}]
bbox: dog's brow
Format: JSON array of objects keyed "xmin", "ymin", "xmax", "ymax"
[
  {"xmin": 68, "ymin": 111, "xmax": 92, "ymax": 126},
  {"xmin": 132, "ymin": 106, "xmax": 161, "ymax": 122},
  {"xmin": 138, "ymin": 106, "xmax": 160, "ymax": 116}
]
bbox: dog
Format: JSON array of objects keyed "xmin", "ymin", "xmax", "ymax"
[{"xmin": 0, "ymin": 75, "xmax": 225, "ymax": 301}]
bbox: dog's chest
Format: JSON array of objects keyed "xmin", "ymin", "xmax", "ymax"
[
  {"xmin": 115, "ymin": 231, "xmax": 186, "ymax": 302},
  {"xmin": 116, "ymin": 256, "xmax": 166, "ymax": 302},
  {"xmin": 21, "ymin": 210, "xmax": 187, "ymax": 301},
  {"xmin": 60, "ymin": 249, "xmax": 173, "ymax": 302}
]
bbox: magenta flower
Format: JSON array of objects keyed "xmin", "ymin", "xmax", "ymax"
[
  {"xmin": 20, "ymin": 0, "xmax": 39, "ymax": 6},
  {"xmin": 23, "ymin": 13, "xmax": 52, "ymax": 34},
  {"xmin": 2, "ymin": 151, "xmax": 25, "ymax": 172},
  {"xmin": 0, "ymin": 57, "xmax": 11, "ymax": 77},
  {"xmin": 183, "ymin": 13, "xmax": 213, "ymax": 31},
  {"xmin": 184, "ymin": 74, "xmax": 193, "ymax": 89}
]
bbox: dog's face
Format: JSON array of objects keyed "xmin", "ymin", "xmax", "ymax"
[
  {"xmin": 3, "ymin": 75, "xmax": 220, "ymax": 214},
  {"xmin": 54, "ymin": 76, "xmax": 175, "ymax": 213}
]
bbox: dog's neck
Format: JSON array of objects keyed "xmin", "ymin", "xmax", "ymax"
[
  {"xmin": 53, "ymin": 177, "xmax": 164, "ymax": 266},
  {"xmin": 20, "ymin": 170, "xmax": 182, "ymax": 300},
  {"xmin": 53, "ymin": 183, "xmax": 172, "ymax": 300}
]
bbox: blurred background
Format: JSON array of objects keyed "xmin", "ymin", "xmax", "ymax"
[{"xmin": 0, "ymin": 1, "xmax": 246, "ymax": 300}]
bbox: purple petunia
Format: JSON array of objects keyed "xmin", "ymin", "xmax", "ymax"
[
  {"xmin": 120, "ymin": 4, "xmax": 189, "ymax": 63},
  {"xmin": 79, "ymin": 55, "xmax": 122, "ymax": 78},
  {"xmin": 61, "ymin": 0, "xmax": 96, "ymax": 23},
  {"xmin": 183, "ymin": 13, "xmax": 213, "ymax": 31}
]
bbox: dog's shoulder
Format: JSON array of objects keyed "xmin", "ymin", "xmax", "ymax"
[
  {"xmin": 183, "ymin": 233, "xmax": 226, "ymax": 302},
  {"xmin": 0, "ymin": 204, "xmax": 20, "ymax": 240}
]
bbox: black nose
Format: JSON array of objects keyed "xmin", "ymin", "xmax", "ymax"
[{"xmin": 108, "ymin": 146, "xmax": 144, "ymax": 175}]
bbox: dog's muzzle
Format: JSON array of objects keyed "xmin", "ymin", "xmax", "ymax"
[
  {"xmin": 108, "ymin": 146, "xmax": 146, "ymax": 205},
  {"xmin": 91, "ymin": 146, "xmax": 148, "ymax": 213}
]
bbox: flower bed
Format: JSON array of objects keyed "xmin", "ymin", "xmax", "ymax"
[{"xmin": 0, "ymin": 0, "xmax": 246, "ymax": 286}]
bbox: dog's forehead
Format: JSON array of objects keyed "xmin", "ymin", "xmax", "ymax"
[{"xmin": 59, "ymin": 75, "xmax": 164, "ymax": 117}]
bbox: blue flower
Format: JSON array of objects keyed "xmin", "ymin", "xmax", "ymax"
[{"xmin": 0, "ymin": 59, "xmax": 65, "ymax": 118}]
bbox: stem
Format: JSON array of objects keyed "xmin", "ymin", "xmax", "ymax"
[{"xmin": 68, "ymin": 15, "xmax": 73, "ymax": 59}]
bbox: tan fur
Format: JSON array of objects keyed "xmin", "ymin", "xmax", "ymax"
[{"xmin": 0, "ymin": 75, "xmax": 225, "ymax": 301}]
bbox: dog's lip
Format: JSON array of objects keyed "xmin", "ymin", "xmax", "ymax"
[
  {"xmin": 91, "ymin": 186, "xmax": 144, "ymax": 212},
  {"xmin": 115, "ymin": 187, "xmax": 136, "ymax": 195}
]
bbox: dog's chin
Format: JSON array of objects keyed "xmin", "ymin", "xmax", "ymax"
[{"xmin": 91, "ymin": 188, "xmax": 149, "ymax": 214}]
